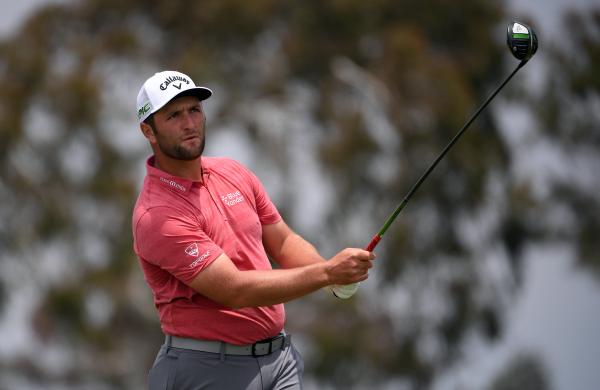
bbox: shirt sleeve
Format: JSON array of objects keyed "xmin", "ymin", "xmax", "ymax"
[
  {"xmin": 243, "ymin": 165, "xmax": 281, "ymax": 225},
  {"xmin": 134, "ymin": 207, "xmax": 224, "ymax": 284}
]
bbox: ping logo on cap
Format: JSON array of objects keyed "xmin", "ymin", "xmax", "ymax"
[{"xmin": 137, "ymin": 102, "xmax": 151, "ymax": 120}]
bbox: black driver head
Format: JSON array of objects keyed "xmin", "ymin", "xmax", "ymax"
[{"xmin": 507, "ymin": 21, "xmax": 538, "ymax": 61}]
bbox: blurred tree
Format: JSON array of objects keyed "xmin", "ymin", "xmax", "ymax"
[
  {"xmin": 488, "ymin": 352, "xmax": 552, "ymax": 390},
  {"xmin": 0, "ymin": 1, "xmax": 597, "ymax": 389},
  {"xmin": 527, "ymin": 10, "xmax": 600, "ymax": 278}
]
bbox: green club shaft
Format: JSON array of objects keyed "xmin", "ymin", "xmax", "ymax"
[{"xmin": 365, "ymin": 60, "xmax": 526, "ymax": 252}]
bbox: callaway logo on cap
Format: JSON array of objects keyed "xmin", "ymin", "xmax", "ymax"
[{"xmin": 136, "ymin": 70, "xmax": 212, "ymax": 122}]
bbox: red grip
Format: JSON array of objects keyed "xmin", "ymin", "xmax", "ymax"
[{"xmin": 365, "ymin": 235, "xmax": 381, "ymax": 252}]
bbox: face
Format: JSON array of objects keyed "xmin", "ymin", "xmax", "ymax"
[{"xmin": 141, "ymin": 95, "xmax": 206, "ymax": 160}]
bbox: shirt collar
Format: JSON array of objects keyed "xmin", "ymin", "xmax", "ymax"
[{"xmin": 146, "ymin": 156, "xmax": 206, "ymax": 194}]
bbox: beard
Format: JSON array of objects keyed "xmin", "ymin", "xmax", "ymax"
[
  {"xmin": 158, "ymin": 135, "xmax": 205, "ymax": 160},
  {"xmin": 152, "ymin": 117, "xmax": 206, "ymax": 160}
]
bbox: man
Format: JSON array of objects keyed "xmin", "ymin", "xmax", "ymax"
[{"xmin": 132, "ymin": 70, "xmax": 375, "ymax": 389}]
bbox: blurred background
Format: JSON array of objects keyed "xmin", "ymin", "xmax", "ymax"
[{"xmin": 1, "ymin": 0, "xmax": 599, "ymax": 389}]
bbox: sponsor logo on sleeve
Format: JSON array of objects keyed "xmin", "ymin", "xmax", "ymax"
[
  {"xmin": 188, "ymin": 250, "xmax": 211, "ymax": 269},
  {"xmin": 185, "ymin": 243, "xmax": 199, "ymax": 257}
]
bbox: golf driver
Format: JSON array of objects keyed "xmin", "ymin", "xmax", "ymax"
[{"xmin": 332, "ymin": 21, "xmax": 538, "ymax": 299}]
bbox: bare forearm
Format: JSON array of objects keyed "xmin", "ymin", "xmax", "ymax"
[
  {"xmin": 262, "ymin": 221, "xmax": 326, "ymax": 268},
  {"xmin": 275, "ymin": 233, "xmax": 326, "ymax": 268},
  {"xmin": 190, "ymin": 248, "xmax": 374, "ymax": 309},
  {"xmin": 229, "ymin": 262, "xmax": 330, "ymax": 308},
  {"xmin": 233, "ymin": 243, "xmax": 374, "ymax": 307}
]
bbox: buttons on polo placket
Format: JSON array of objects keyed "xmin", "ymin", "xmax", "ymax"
[{"xmin": 202, "ymin": 176, "xmax": 228, "ymax": 223}]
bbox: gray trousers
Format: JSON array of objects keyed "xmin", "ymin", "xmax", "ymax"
[{"xmin": 148, "ymin": 338, "xmax": 304, "ymax": 390}]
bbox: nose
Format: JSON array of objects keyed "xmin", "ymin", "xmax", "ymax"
[{"xmin": 181, "ymin": 110, "xmax": 199, "ymax": 130}]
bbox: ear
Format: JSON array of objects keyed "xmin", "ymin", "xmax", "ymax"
[{"xmin": 140, "ymin": 121, "xmax": 156, "ymax": 143}]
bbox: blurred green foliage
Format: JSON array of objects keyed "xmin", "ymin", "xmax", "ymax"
[{"xmin": 489, "ymin": 353, "xmax": 552, "ymax": 390}]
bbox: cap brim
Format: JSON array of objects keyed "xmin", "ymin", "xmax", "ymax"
[
  {"xmin": 139, "ymin": 86, "xmax": 213, "ymax": 123},
  {"xmin": 174, "ymin": 87, "xmax": 212, "ymax": 102}
]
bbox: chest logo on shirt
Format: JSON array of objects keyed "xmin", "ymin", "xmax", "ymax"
[
  {"xmin": 221, "ymin": 191, "xmax": 245, "ymax": 207},
  {"xmin": 185, "ymin": 243, "xmax": 199, "ymax": 257}
]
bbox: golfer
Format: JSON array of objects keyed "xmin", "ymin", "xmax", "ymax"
[{"xmin": 132, "ymin": 70, "xmax": 375, "ymax": 389}]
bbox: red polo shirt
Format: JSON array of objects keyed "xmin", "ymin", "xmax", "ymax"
[{"xmin": 132, "ymin": 156, "xmax": 284, "ymax": 345}]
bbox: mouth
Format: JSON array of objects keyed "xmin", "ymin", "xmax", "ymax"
[{"xmin": 182, "ymin": 134, "xmax": 200, "ymax": 142}]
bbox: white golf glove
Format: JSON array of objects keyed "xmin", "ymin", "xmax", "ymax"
[{"xmin": 331, "ymin": 283, "xmax": 359, "ymax": 299}]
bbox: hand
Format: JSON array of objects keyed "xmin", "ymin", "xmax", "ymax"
[
  {"xmin": 326, "ymin": 248, "xmax": 375, "ymax": 285},
  {"xmin": 331, "ymin": 283, "xmax": 359, "ymax": 299}
]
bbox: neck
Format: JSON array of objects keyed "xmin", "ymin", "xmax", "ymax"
[{"xmin": 154, "ymin": 155, "xmax": 203, "ymax": 182}]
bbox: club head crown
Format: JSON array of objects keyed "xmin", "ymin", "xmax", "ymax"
[{"xmin": 507, "ymin": 21, "xmax": 538, "ymax": 61}]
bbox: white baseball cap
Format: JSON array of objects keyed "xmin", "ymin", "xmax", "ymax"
[{"xmin": 136, "ymin": 70, "xmax": 212, "ymax": 122}]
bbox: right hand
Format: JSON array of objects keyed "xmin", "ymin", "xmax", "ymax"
[
  {"xmin": 327, "ymin": 248, "xmax": 375, "ymax": 299},
  {"xmin": 326, "ymin": 248, "xmax": 375, "ymax": 285}
]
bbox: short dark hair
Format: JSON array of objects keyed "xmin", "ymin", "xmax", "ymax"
[{"xmin": 144, "ymin": 114, "xmax": 156, "ymax": 131}]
